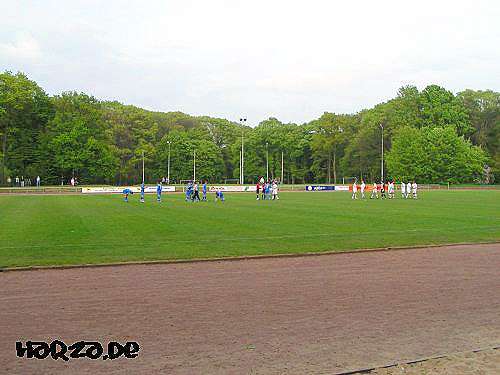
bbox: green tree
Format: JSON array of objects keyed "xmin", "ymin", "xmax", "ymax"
[
  {"xmin": 0, "ymin": 71, "xmax": 53, "ymax": 184},
  {"xmin": 43, "ymin": 92, "xmax": 117, "ymax": 183},
  {"xmin": 387, "ymin": 126, "xmax": 487, "ymax": 183}
]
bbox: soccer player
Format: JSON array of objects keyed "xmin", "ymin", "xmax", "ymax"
[
  {"xmin": 360, "ymin": 179, "xmax": 366, "ymax": 199},
  {"xmin": 256, "ymin": 179, "xmax": 261, "ymax": 200},
  {"xmin": 380, "ymin": 181, "xmax": 387, "ymax": 199},
  {"xmin": 140, "ymin": 183, "xmax": 145, "ymax": 203},
  {"xmin": 388, "ymin": 180, "xmax": 394, "ymax": 199},
  {"xmin": 192, "ymin": 181, "xmax": 200, "ymax": 202},
  {"xmin": 401, "ymin": 181, "xmax": 406, "ymax": 199},
  {"xmin": 351, "ymin": 180, "xmax": 358, "ymax": 200},
  {"xmin": 272, "ymin": 180, "xmax": 279, "ymax": 200},
  {"xmin": 185, "ymin": 182, "xmax": 193, "ymax": 201},
  {"xmin": 370, "ymin": 182, "xmax": 379, "ymax": 199},
  {"xmin": 202, "ymin": 180, "xmax": 207, "ymax": 201},
  {"xmin": 215, "ymin": 188, "xmax": 225, "ymax": 202},
  {"xmin": 263, "ymin": 181, "xmax": 269, "ymax": 200},
  {"xmin": 156, "ymin": 181, "xmax": 162, "ymax": 202},
  {"xmin": 412, "ymin": 181, "xmax": 418, "ymax": 199},
  {"xmin": 406, "ymin": 181, "xmax": 412, "ymax": 199},
  {"xmin": 122, "ymin": 188, "xmax": 133, "ymax": 202}
]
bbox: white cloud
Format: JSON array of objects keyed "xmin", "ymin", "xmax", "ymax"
[{"xmin": 0, "ymin": 32, "xmax": 41, "ymax": 61}]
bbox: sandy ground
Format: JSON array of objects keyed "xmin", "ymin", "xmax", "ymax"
[
  {"xmin": 368, "ymin": 348, "xmax": 500, "ymax": 374},
  {"xmin": 1, "ymin": 243, "xmax": 499, "ymax": 374}
]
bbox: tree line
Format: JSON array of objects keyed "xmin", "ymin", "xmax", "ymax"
[{"xmin": 1, "ymin": 71, "xmax": 498, "ymax": 186}]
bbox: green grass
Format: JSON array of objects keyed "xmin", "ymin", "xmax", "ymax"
[{"xmin": 0, "ymin": 191, "xmax": 499, "ymax": 268}]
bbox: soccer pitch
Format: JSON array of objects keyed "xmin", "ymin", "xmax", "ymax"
[{"xmin": 0, "ymin": 191, "xmax": 499, "ymax": 268}]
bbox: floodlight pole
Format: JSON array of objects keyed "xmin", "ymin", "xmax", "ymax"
[
  {"xmin": 142, "ymin": 151, "xmax": 145, "ymax": 184},
  {"xmin": 380, "ymin": 123, "xmax": 384, "ymax": 182},
  {"xmin": 266, "ymin": 142, "xmax": 269, "ymax": 181},
  {"xmin": 167, "ymin": 141, "xmax": 171, "ymax": 184},
  {"xmin": 239, "ymin": 118, "xmax": 246, "ymax": 184},
  {"xmin": 193, "ymin": 149, "xmax": 196, "ymax": 182},
  {"xmin": 281, "ymin": 151, "xmax": 284, "ymax": 183}
]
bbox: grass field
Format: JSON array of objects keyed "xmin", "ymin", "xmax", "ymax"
[{"xmin": 0, "ymin": 191, "xmax": 499, "ymax": 268}]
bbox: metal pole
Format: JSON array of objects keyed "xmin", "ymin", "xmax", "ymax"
[
  {"xmin": 193, "ymin": 149, "xmax": 196, "ymax": 181},
  {"xmin": 167, "ymin": 141, "xmax": 171, "ymax": 184},
  {"xmin": 241, "ymin": 130, "xmax": 244, "ymax": 184},
  {"xmin": 239, "ymin": 118, "xmax": 246, "ymax": 184},
  {"xmin": 380, "ymin": 124, "xmax": 384, "ymax": 182},
  {"xmin": 266, "ymin": 142, "xmax": 269, "ymax": 180},
  {"xmin": 142, "ymin": 151, "xmax": 145, "ymax": 184},
  {"xmin": 281, "ymin": 151, "xmax": 284, "ymax": 183}
]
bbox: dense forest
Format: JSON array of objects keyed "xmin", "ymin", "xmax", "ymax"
[{"xmin": 1, "ymin": 71, "xmax": 498, "ymax": 185}]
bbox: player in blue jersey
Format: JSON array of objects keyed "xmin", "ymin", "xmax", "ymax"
[
  {"xmin": 185, "ymin": 182, "xmax": 193, "ymax": 201},
  {"xmin": 202, "ymin": 180, "xmax": 207, "ymax": 201},
  {"xmin": 122, "ymin": 188, "xmax": 133, "ymax": 202},
  {"xmin": 140, "ymin": 183, "xmax": 145, "ymax": 203},
  {"xmin": 265, "ymin": 181, "xmax": 271, "ymax": 200},
  {"xmin": 156, "ymin": 181, "xmax": 163, "ymax": 202},
  {"xmin": 215, "ymin": 188, "xmax": 225, "ymax": 202}
]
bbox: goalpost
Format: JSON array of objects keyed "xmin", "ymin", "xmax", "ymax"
[{"xmin": 223, "ymin": 178, "xmax": 239, "ymax": 185}]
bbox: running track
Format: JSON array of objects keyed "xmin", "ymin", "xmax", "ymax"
[{"xmin": 1, "ymin": 243, "xmax": 499, "ymax": 374}]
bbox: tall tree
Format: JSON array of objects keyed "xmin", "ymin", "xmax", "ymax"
[{"xmin": 0, "ymin": 71, "xmax": 53, "ymax": 183}]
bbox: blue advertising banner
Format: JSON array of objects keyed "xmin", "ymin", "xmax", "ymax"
[{"xmin": 305, "ymin": 185, "xmax": 336, "ymax": 191}]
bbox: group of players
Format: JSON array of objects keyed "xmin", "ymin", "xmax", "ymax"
[
  {"xmin": 123, "ymin": 181, "xmax": 225, "ymax": 203},
  {"xmin": 351, "ymin": 180, "xmax": 418, "ymax": 200},
  {"xmin": 185, "ymin": 181, "xmax": 225, "ymax": 202},
  {"xmin": 255, "ymin": 177, "xmax": 280, "ymax": 200}
]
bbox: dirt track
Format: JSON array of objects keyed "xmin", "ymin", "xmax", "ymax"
[{"xmin": 1, "ymin": 243, "xmax": 499, "ymax": 374}]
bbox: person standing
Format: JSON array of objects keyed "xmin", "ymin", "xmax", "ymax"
[
  {"xmin": 272, "ymin": 180, "xmax": 279, "ymax": 200},
  {"xmin": 412, "ymin": 181, "xmax": 418, "ymax": 199},
  {"xmin": 360, "ymin": 179, "xmax": 366, "ymax": 199},
  {"xmin": 140, "ymin": 182, "xmax": 145, "ymax": 203},
  {"xmin": 256, "ymin": 179, "xmax": 261, "ymax": 200},
  {"xmin": 36, "ymin": 175, "xmax": 41, "ymax": 187},
  {"xmin": 370, "ymin": 182, "xmax": 379, "ymax": 199},
  {"xmin": 401, "ymin": 181, "xmax": 406, "ymax": 199},
  {"xmin": 259, "ymin": 176, "xmax": 265, "ymax": 200},
  {"xmin": 192, "ymin": 181, "xmax": 200, "ymax": 202},
  {"xmin": 406, "ymin": 181, "xmax": 412, "ymax": 199},
  {"xmin": 380, "ymin": 181, "xmax": 387, "ymax": 199},
  {"xmin": 202, "ymin": 180, "xmax": 207, "ymax": 201},
  {"xmin": 388, "ymin": 180, "xmax": 394, "ymax": 199},
  {"xmin": 15, "ymin": 176, "xmax": 19, "ymax": 187},
  {"xmin": 156, "ymin": 181, "xmax": 163, "ymax": 202},
  {"xmin": 351, "ymin": 180, "xmax": 358, "ymax": 200}
]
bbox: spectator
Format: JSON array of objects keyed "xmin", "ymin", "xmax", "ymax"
[{"xmin": 36, "ymin": 175, "xmax": 41, "ymax": 187}]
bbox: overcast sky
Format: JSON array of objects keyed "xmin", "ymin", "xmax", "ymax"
[{"xmin": 1, "ymin": 0, "xmax": 499, "ymax": 124}]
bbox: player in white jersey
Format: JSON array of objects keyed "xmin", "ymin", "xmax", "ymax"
[
  {"xmin": 406, "ymin": 182, "xmax": 412, "ymax": 199},
  {"xmin": 412, "ymin": 181, "xmax": 418, "ymax": 199},
  {"xmin": 351, "ymin": 180, "xmax": 358, "ymax": 200},
  {"xmin": 388, "ymin": 181, "xmax": 395, "ymax": 199},
  {"xmin": 370, "ymin": 182, "xmax": 378, "ymax": 199},
  {"xmin": 272, "ymin": 180, "xmax": 279, "ymax": 200},
  {"xmin": 360, "ymin": 180, "xmax": 366, "ymax": 199},
  {"xmin": 401, "ymin": 181, "xmax": 406, "ymax": 199}
]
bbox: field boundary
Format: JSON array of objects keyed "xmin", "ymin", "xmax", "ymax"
[
  {"xmin": 334, "ymin": 345, "xmax": 500, "ymax": 374},
  {"xmin": 1, "ymin": 241, "xmax": 498, "ymax": 273}
]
